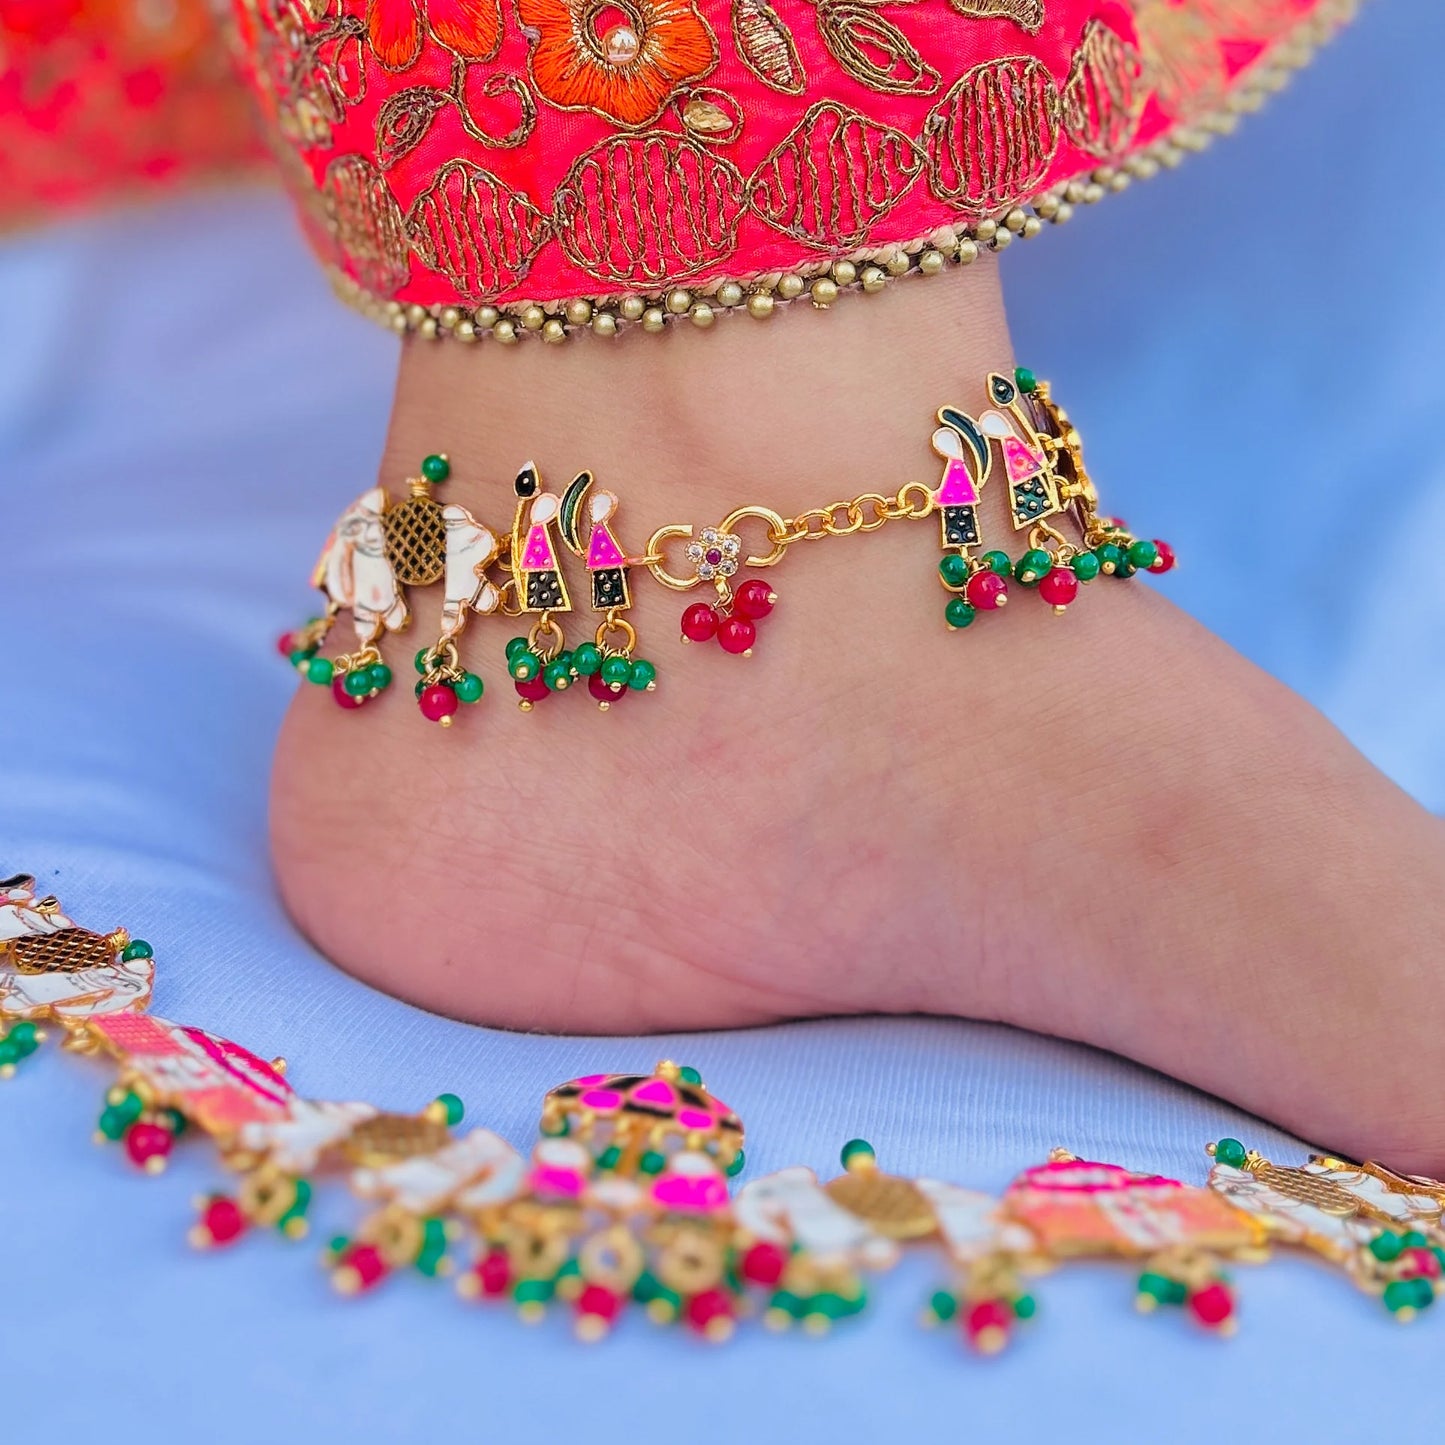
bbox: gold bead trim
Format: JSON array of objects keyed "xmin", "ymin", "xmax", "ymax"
[{"xmin": 325, "ymin": 0, "xmax": 1357, "ymax": 347}]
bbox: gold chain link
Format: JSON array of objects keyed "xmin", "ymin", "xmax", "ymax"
[{"xmin": 771, "ymin": 481, "xmax": 934, "ymax": 548}]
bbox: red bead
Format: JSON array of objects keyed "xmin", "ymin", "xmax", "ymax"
[
  {"xmin": 965, "ymin": 570, "xmax": 1008, "ymax": 611},
  {"xmin": 343, "ymin": 1243, "xmax": 389, "ymax": 1291},
  {"xmin": 418, "ymin": 683, "xmax": 459, "ymax": 722},
  {"xmin": 1406, "ymin": 1247, "xmax": 1441, "ymax": 1279},
  {"xmin": 588, "ymin": 672, "xmax": 625, "ymax": 704},
  {"xmin": 275, "ymin": 632, "xmax": 295, "ymax": 656},
  {"xmin": 514, "ymin": 676, "xmax": 550, "ymax": 703},
  {"xmin": 733, "ymin": 579, "xmax": 776, "ymax": 621},
  {"xmin": 477, "ymin": 1249, "xmax": 512, "ymax": 1297},
  {"xmin": 331, "ymin": 677, "xmax": 366, "ymax": 710},
  {"xmin": 1187, "ymin": 1280, "xmax": 1235, "ymax": 1328},
  {"xmin": 685, "ymin": 1287, "xmax": 735, "ymax": 1333},
  {"xmin": 577, "ymin": 1282, "xmax": 622, "ymax": 1323},
  {"xmin": 200, "ymin": 1196, "xmax": 248, "ymax": 1246},
  {"xmin": 1038, "ymin": 566, "xmax": 1079, "ymax": 608},
  {"xmin": 124, "ymin": 1121, "xmax": 174, "ymax": 1169},
  {"xmin": 1148, "ymin": 540, "xmax": 1177, "ymax": 574},
  {"xmin": 740, "ymin": 1240, "xmax": 789, "ymax": 1286},
  {"xmin": 681, "ymin": 603, "xmax": 719, "ymax": 642},
  {"xmin": 717, "ymin": 616, "xmax": 757, "ymax": 654},
  {"xmin": 965, "ymin": 1298, "xmax": 1013, "ymax": 1352}
]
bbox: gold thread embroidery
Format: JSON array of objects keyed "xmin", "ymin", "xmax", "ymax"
[
  {"xmin": 322, "ymin": 153, "xmax": 412, "ymax": 295},
  {"xmin": 1061, "ymin": 18, "xmax": 1145, "ymax": 161},
  {"xmin": 749, "ymin": 100, "xmax": 924, "ymax": 250},
  {"xmin": 947, "ymin": 0, "xmax": 1044, "ymax": 35},
  {"xmin": 406, "ymin": 159, "xmax": 553, "ymax": 301},
  {"xmin": 552, "ymin": 133, "xmax": 747, "ymax": 286},
  {"xmin": 815, "ymin": 1, "xmax": 941, "ymax": 97},
  {"xmin": 452, "ymin": 65, "xmax": 539, "ymax": 150},
  {"xmin": 731, "ymin": 0, "xmax": 807, "ymax": 96},
  {"xmin": 375, "ymin": 86, "xmax": 451, "ymax": 168},
  {"xmin": 1133, "ymin": 2, "xmax": 1227, "ymax": 119},
  {"xmin": 923, "ymin": 55, "xmax": 1061, "ymax": 216}
]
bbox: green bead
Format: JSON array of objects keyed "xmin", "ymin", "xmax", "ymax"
[
  {"xmin": 1014, "ymin": 366, "xmax": 1037, "ymax": 393},
  {"xmin": 938, "ymin": 553, "xmax": 969, "ymax": 588},
  {"xmin": 0, "ymin": 1040, "xmax": 19, "ymax": 1068},
  {"xmin": 982, "ymin": 549, "xmax": 1012, "ymax": 576},
  {"xmin": 540, "ymin": 1114, "xmax": 569, "ymax": 1137},
  {"xmin": 1094, "ymin": 542, "xmax": 1124, "ymax": 575},
  {"xmin": 455, "ymin": 672, "xmax": 484, "ymax": 704},
  {"xmin": 769, "ymin": 1289, "xmax": 805, "ymax": 1319},
  {"xmin": 571, "ymin": 642, "xmax": 602, "ymax": 675},
  {"xmin": 632, "ymin": 1270, "xmax": 661, "ymax": 1303},
  {"xmin": 433, "ymin": 1092, "xmax": 465, "ymax": 1126},
  {"xmin": 1384, "ymin": 1279, "xmax": 1417, "ymax": 1314},
  {"xmin": 508, "ymin": 650, "xmax": 541, "ymax": 682},
  {"xmin": 1071, "ymin": 551, "xmax": 1101, "ymax": 582},
  {"xmin": 840, "ymin": 1138, "xmax": 875, "ymax": 1169},
  {"xmin": 556, "ymin": 1257, "xmax": 581, "ymax": 1280},
  {"xmin": 286, "ymin": 1176, "xmax": 313, "ymax": 1216},
  {"xmin": 1014, "ymin": 548, "xmax": 1052, "ymax": 585},
  {"xmin": 370, "ymin": 663, "xmax": 393, "ymax": 692},
  {"xmin": 162, "ymin": 1107, "xmax": 188, "ymax": 1137},
  {"xmin": 1012, "ymin": 1293, "xmax": 1037, "ymax": 1320},
  {"xmin": 288, "ymin": 648, "xmax": 313, "ymax": 668},
  {"xmin": 414, "ymin": 647, "xmax": 432, "ymax": 675},
  {"xmin": 505, "ymin": 636, "xmax": 529, "ymax": 662},
  {"xmin": 945, "ymin": 597, "xmax": 977, "ymax": 630},
  {"xmin": 1402, "ymin": 1230, "xmax": 1429, "ymax": 1249},
  {"xmin": 306, "ymin": 657, "xmax": 334, "ymax": 686},
  {"xmin": 111, "ymin": 1090, "xmax": 144, "ymax": 1125},
  {"xmin": 639, "ymin": 1150, "xmax": 666, "ymax": 1176},
  {"xmin": 7, "ymin": 1020, "xmax": 38, "ymax": 1055},
  {"xmin": 726, "ymin": 1149, "xmax": 745, "ymax": 1178},
  {"xmin": 678, "ymin": 1065, "xmax": 702, "ymax": 1085},
  {"xmin": 343, "ymin": 668, "xmax": 372, "ymax": 697},
  {"xmin": 513, "ymin": 1278, "xmax": 555, "ymax": 1305},
  {"xmin": 929, "ymin": 1289, "xmax": 958, "ymax": 1323},
  {"xmin": 414, "ymin": 679, "xmax": 428, "ymax": 701},
  {"xmin": 97, "ymin": 1104, "xmax": 131, "ymax": 1140},
  {"xmin": 543, "ymin": 659, "xmax": 573, "ymax": 692},
  {"xmin": 420, "ymin": 453, "xmax": 451, "ymax": 483},
  {"xmin": 1127, "ymin": 538, "xmax": 1159, "ymax": 570},
  {"xmin": 1370, "ymin": 1231, "xmax": 1404, "ymax": 1262},
  {"xmin": 628, "ymin": 658, "xmax": 657, "ymax": 691},
  {"xmin": 600, "ymin": 655, "xmax": 631, "ymax": 687},
  {"xmin": 327, "ymin": 1235, "xmax": 351, "ymax": 1258},
  {"xmin": 597, "ymin": 1145, "xmax": 622, "ymax": 1171},
  {"xmin": 421, "ymin": 1216, "xmax": 448, "ymax": 1256},
  {"xmin": 1114, "ymin": 557, "xmax": 1137, "ymax": 579},
  {"xmin": 121, "ymin": 938, "xmax": 153, "ymax": 962},
  {"xmin": 1137, "ymin": 1271, "xmax": 1187, "ymax": 1306},
  {"xmin": 1414, "ymin": 1277, "xmax": 1437, "ymax": 1310},
  {"xmin": 1213, "ymin": 1138, "xmax": 1248, "ymax": 1170},
  {"xmin": 806, "ymin": 1292, "xmax": 849, "ymax": 1321}
]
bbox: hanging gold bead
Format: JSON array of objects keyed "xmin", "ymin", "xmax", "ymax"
[
  {"xmin": 956, "ymin": 238, "xmax": 979, "ymax": 265},
  {"xmin": 456, "ymin": 320, "xmax": 477, "ymax": 342},
  {"xmin": 419, "ymin": 317, "xmax": 439, "ymax": 340},
  {"xmin": 389, "ymin": 312, "xmax": 408, "ymax": 334},
  {"xmin": 777, "ymin": 274, "xmax": 805, "ymax": 300},
  {"xmin": 884, "ymin": 250, "xmax": 910, "ymax": 277},
  {"xmin": 746, "ymin": 291, "xmax": 775, "ymax": 319},
  {"xmin": 991, "ymin": 228, "xmax": 1014, "ymax": 250},
  {"xmin": 810, "ymin": 278, "xmax": 838, "ymax": 307},
  {"xmin": 520, "ymin": 304, "xmax": 546, "ymax": 330},
  {"xmin": 541, "ymin": 318, "xmax": 567, "ymax": 343},
  {"xmin": 689, "ymin": 303, "xmax": 715, "ymax": 328},
  {"xmin": 565, "ymin": 298, "xmax": 593, "ymax": 326},
  {"xmin": 1052, "ymin": 202, "xmax": 1074, "ymax": 225},
  {"xmin": 641, "ymin": 306, "xmax": 667, "ymax": 332},
  {"xmin": 832, "ymin": 259, "xmax": 857, "ymax": 286},
  {"xmin": 439, "ymin": 306, "xmax": 461, "ymax": 329},
  {"xmin": 716, "ymin": 281, "xmax": 744, "ymax": 309},
  {"xmin": 975, "ymin": 218, "xmax": 998, "ymax": 242},
  {"xmin": 1034, "ymin": 193, "xmax": 1061, "ymax": 219},
  {"xmin": 592, "ymin": 311, "xmax": 618, "ymax": 338},
  {"xmin": 406, "ymin": 303, "xmax": 428, "ymax": 327},
  {"xmin": 619, "ymin": 295, "xmax": 646, "ymax": 321},
  {"xmin": 665, "ymin": 288, "xmax": 692, "ymax": 315},
  {"xmin": 860, "ymin": 265, "xmax": 886, "ymax": 293},
  {"xmin": 475, "ymin": 305, "xmax": 499, "ymax": 329},
  {"xmin": 494, "ymin": 318, "xmax": 518, "ymax": 344},
  {"xmin": 1022, "ymin": 216, "xmax": 1043, "ymax": 239},
  {"xmin": 918, "ymin": 249, "xmax": 945, "ymax": 276}
]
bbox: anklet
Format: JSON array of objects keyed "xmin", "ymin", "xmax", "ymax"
[
  {"xmin": 280, "ymin": 367, "xmax": 1174, "ymax": 723},
  {"xmin": 9, "ymin": 872, "xmax": 1445, "ymax": 1358}
]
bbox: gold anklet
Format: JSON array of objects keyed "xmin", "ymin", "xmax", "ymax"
[{"xmin": 281, "ymin": 367, "xmax": 1174, "ymax": 722}]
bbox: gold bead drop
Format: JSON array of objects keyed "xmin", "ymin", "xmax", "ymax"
[
  {"xmin": 520, "ymin": 304, "xmax": 546, "ymax": 330},
  {"xmin": 746, "ymin": 291, "xmax": 775, "ymax": 319},
  {"xmin": 776, "ymin": 274, "xmax": 805, "ymax": 300},
  {"xmin": 475, "ymin": 305, "xmax": 499, "ymax": 328},
  {"xmin": 716, "ymin": 281, "xmax": 744, "ymax": 309},
  {"xmin": 641, "ymin": 307, "xmax": 667, "ymax": 332},
  {"xmin": 565, "ymin": 298, "xmax": 593, "ymax": 325},
  {"xmin": 689, "ymin": 303, "xmax": 715, "ymax": 328},
  {"xmin": 918, "ymin": 249, "xmax": 945, "ymax": 276},
  {"xmin": 494, "ymin": 318, "xmax": 518, "ymax": 344},
  {"xmin": 541, "ymin": 318, "xmax": 567, "ymax": 343},
  {"xmin": 810, "ymin": 278, "xmax": 838, "ymax": 307},
  {"xmin": 832, "ymin": 259, "xmax": 857, "ymax": 286},
  {"xmin": 619, "ymin": 296, "xmax": 646, "ymax": 321},
  {"xmin": 665, "ymin": 288, "xmax": 693, "ymax": 315},
  {"xmin": 860, "ymin": 265, "xmax": 886, "ymax": 293},
  {"xmin": 592, "ymin": 311, "xmax": 618, "ymax": 338},
  {"xmin": 956, "ymin": 238, "xmax": 979, "ymax": 265}
]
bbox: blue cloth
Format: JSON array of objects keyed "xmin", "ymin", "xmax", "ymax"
[{"xmin": 2, "ymin": 4, "xmax": 1438, "ymax": 1437}]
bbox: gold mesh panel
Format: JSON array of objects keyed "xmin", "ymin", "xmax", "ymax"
[
  {"xmin": 825, "ymin": 1172, "xmax": 938, "ymax": 1240},
  {"xmin": 4, "ymin": 929, "xmax": 117, "ymax": 974},
  {"xmin": 340, "ymin": 1112, "xmax": 450, "ymax": 1167},
  {"xmin": 383, "ymin": 496, "xmax": 446, "ymax": 586},
  {"xmin": 1256, "ymin": 1163, "xmax": 1360, "ymax": 1218}
]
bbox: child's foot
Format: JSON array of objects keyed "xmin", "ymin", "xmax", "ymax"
[{"xmin": 271, "ymin": 261, "xmax": 1445, "ymax": 1175}]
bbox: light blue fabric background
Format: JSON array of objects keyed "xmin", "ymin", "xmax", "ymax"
[{"xmin": 3, "ymin": 3, "xmax": 1440, "ymax": 1437}]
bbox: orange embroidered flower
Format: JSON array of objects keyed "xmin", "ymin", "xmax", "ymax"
[
  {"xmin": 366, "ymin": 0, "xmax": 502, "ymax": 71},
  {"xmin": 517, "ymin": 0, "xmax": 717, "ymax": 127}
]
